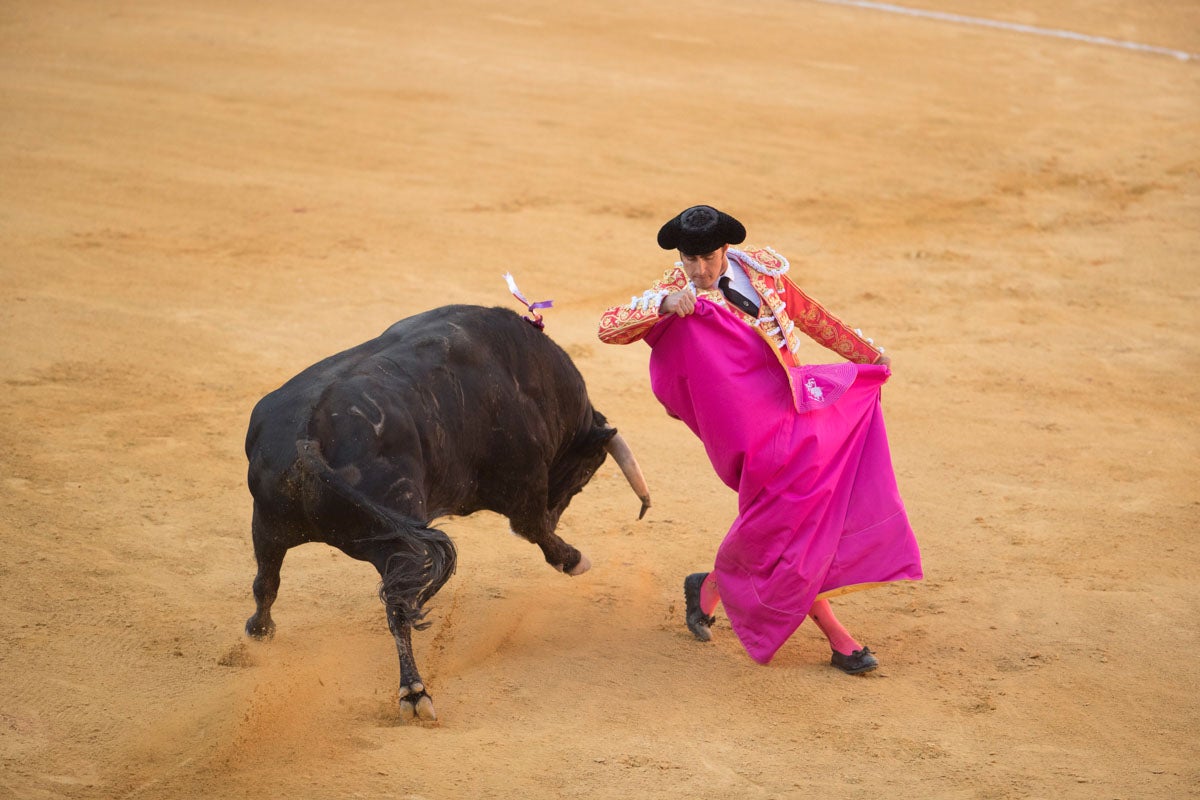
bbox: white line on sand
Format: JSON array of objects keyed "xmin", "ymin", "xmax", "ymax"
[{"xmin": 810, "ymin": 0, "xmax": 1197, "ymax": 61}]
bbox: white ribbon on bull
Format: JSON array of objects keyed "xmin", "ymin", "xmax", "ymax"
[
  {"xmin": 503, "ymin": 272, "xmax": 554, "ymax": 330},
  {"xmin": 503, "ymin": 273, "xmax": 651, "ymax": 519}
]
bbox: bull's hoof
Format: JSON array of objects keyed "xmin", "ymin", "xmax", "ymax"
[
  {"xmin": 567, "ymin": 553, "xmax": 592, "ymax": 576},
  {"xmin": 398, "ymin": 682, "xmax": 437, "ymax": 722},
  {"xmin": 245, "ymin": 614, "xmax": 276, "ymax": 640}
]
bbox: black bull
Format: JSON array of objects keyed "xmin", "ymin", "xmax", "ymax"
[{"xmin": 243, "ymin": 305, "xmax": 650, "ymax": 720}]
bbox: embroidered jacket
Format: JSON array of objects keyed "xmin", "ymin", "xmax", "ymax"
[{"xmin": 597, "ymin": 245, "xmax": 884, "ymax": 367}]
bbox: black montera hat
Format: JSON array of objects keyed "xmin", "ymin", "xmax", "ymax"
[{"xmin": 656, "ymin": 205, "xmax": 746, "ymax": 256}]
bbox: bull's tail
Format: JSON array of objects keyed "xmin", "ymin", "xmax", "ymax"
[{"xmin": 295, "ymin": 439, "xmax": 457, "ymax": 630}]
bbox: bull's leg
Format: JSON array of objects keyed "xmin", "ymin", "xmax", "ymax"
[
  {"xmin": 384, "ymin": 604, "xmax": 436, "ymax": 721},
  {"xmin": 373, "ymin": 552, "xmax": 438, "ymax": 721},
  {"xmin": 245, "ymin": 509, "xmax": 288, "ymax": 639},
  {"xmin": 348, "ymin": 528, "xmax": 454, "ymax": 723},
  {"xmin": 510, "ymin": 513, "xmax": 589, "ymax": 576}
]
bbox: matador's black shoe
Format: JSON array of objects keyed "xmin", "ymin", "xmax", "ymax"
[
  {"xmin": 831, "ymin": 646, "xmax": 879, "ymax": 674},
  {"xmin": 684, "ymin": 572, "xmax": 716, "ymax": 642}
]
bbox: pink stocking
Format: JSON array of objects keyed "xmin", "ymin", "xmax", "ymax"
[
  {"xmin": 808, "ymin": 598, "xmax": 862, "ymax": 655},
  {"xmin": 700, "ymin": 572, "xmax": 721, "ymax": 616}
]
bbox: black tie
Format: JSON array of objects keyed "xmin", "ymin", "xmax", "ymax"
[{"xmin": 719, "ymin": 275, "xmax": 759, "ymax": 317}]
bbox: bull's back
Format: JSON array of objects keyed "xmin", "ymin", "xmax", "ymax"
[
  {"xmin": 246, "ymin": 305, "xmax": 590, "ymax": 505},
  {"xmin": 379, "ymin": 305, "xmax": 590, "ymax": 427},
  {"xmin": 367, "ymin": 305, "xmax": 595, "ymax": 488}
]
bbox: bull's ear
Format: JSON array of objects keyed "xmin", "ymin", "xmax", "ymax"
[
  {"xmin": 593, "ymin": 423, "xmax": 617, "ymax": 447},
  {"xmin": 590, "ymin": 410, "xmax": 617, "ymax": 447}
]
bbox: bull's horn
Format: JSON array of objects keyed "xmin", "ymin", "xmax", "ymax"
[{"xmin": 604, "ymin": 430, "xmax": 651, "ymax": 520}]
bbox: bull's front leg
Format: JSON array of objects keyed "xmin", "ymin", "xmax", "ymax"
[
  {"xmin": 510, "ymin": 511, "xmax": 590, "ymax": 577},
  {"xmin": 386, "ymin": 605, "xmax": 436, "ymax": 721}
]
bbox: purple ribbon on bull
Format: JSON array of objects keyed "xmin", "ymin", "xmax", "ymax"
[{"xmin": 503, "ymin": 273, "xmax": 554, "ymax": 330}]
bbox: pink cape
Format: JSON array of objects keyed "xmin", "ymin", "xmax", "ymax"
[{"xmin": 645, "ymin": 300, "xmax": 922, "ymax": 664}]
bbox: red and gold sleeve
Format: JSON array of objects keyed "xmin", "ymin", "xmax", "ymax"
[
  {"xmin": 598, "ymin": 268, "xmax": 689, "ymax": 345},
  {"xmin": 781, "ymin": 275, "xmax": 885, "ymax": 364}
]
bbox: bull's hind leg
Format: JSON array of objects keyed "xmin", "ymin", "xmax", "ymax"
[
  {"xmin": 245, "ymin": 507, "xmax": 288, "ymax": 639},
  {"xmin": 383, "ymin": 605, "xmax": 436, "ymax": 722},
  {"xmin": 374, "ymin": 549, "xmax": 443, "ymax": 722},
  {"xmin": 347, "ymin": 525, "xmax": 455, "ymax": 723}
]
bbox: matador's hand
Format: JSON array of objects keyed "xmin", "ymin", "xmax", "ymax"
[{"xmin": 660, "ymin": 288, "xmax": 697, "ymax": 317}]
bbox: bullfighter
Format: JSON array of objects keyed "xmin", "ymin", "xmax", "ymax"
[{"xmin": 598, "ymin": 204, "xmax": 922, "ymax": 673}]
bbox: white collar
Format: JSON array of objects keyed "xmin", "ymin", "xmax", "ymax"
[{"xmin": 719, "ymin": 259, "xmax": 761, "ymax": 303}]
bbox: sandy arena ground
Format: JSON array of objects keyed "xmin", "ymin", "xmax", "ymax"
[{"xmin": 2, "ymin": 1, "xmax": 1198, "ymax": 797}]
